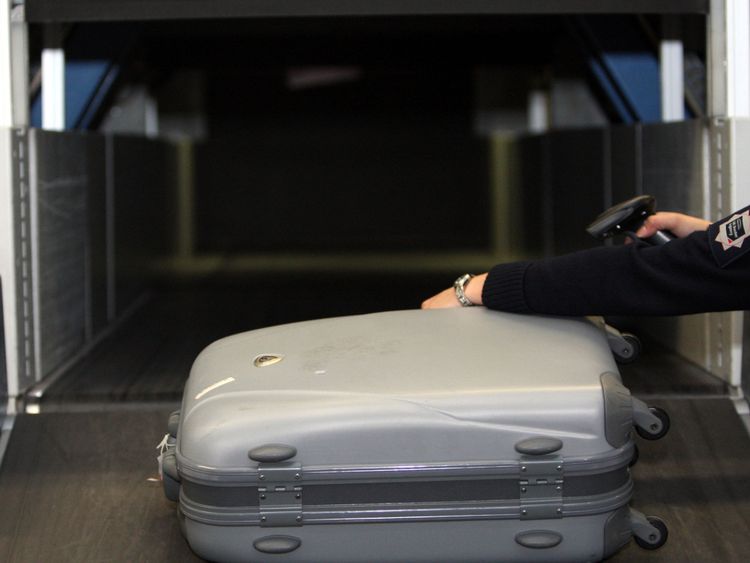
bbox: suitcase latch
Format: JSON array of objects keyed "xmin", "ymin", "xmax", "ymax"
[
  {"xmin": 519, "ymin": 458, "xmax": 563, "ymax": 520},
  {"xmin": 258, "ymin": 462, "xmax": 303, "ymax": 527}
]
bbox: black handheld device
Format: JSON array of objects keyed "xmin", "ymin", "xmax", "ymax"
[{"xmin": 586, "ymin": 195, "xmax": 675, "ymax": 246}]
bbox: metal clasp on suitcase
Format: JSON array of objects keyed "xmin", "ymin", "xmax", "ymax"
[
  {"xmin": 519, "ymin": 458, "xmax": 564, "ymax": 520},
  {"xmin": 257, "ymin": 462, "xmax": 303, "ymax": 527}
]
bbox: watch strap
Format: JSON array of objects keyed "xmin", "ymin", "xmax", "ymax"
[{"xmin": 454, "ymin": 274, "xmax": 475, "ymax": 307}]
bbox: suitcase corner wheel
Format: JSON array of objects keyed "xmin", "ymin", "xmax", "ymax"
[
  {"xmin": 633, "ymin": 401, "xmax": 671, "ymax": 441},
  {"xmin": 602, "ymin": 374, "xmax": 671, "ymax": 446},
  {"xmin": 630, "ymin": 509, "xmax": 669, "ymax": 550},
  {"xmin": 604, "ymin": 323, "xmax": 641, "ymax": 364}
]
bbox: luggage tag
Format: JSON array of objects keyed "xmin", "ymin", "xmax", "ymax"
[{"xmin": 709, "ymin": 206, "xmax": 750, "ymax": 268}]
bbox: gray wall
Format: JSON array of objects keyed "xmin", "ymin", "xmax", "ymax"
[
  {"xmin": 32, "ymin": 130, "xmax": 106, "ymax": 380},
  {"xmin": 27, "ymin": 130, "xmax": 175, "ymax": 383},
  {"xmin": 13, "ymin": 118, "xmax": 717, "ymax": 388},
  {"xmin": 193, "ymin": 121, "xmax": 490, "ymax": 253},
  {"xmin": 111, "ymin": 136, "xmax": 176, "ymax": 314},
  {"xmin": 499, "ymin": 120, "xmax": 711, "ymax": 371},
  {"xmin": 502, "ymin": 120, "xmax": 706, "ymax": 258}
]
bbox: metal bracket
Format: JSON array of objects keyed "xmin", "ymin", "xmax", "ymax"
[
  {"xmin": 520, "ymin": 458, "xmax": 564, "ymax": 520},
  {"xmin": 12, "ymin": 129, "xmax": 36, "ymax": 394},
  {"xmin": 258, "ymin": 461, "xmax": 303, "ymax": 527}
]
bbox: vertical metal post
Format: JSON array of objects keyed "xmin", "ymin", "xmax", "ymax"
[
  {"xmin": 1, "ymin": 0, "xmax": 30, "ymax": 414},
  {"xmin": 0, "ymin": 0, "xmax": 13, "ymax": 417},
  {"xmin": 708, "ymin": 0, "xmax": 750, "ymax": 387},
  {"xmin": 0, "ymin": 0, "xmax": 11, "ymax": 128},
  {"xmin": 42, "ymin": 25, "xmax": 65, "ymax": 131},
  {"xmin": 527, "ymin": 90, "xmax": 549, "ymax": 134},
  {"xmin": 10, "ymin": 3, "xmax": 28, "ymax": 128},
  {"xmin": 710, "ymin": 0, "xmax": 750, "ymax": 118},
  {"xmin": 176, "ymin": 140, "xmax": 196, "ymax": 259},
  {"xmin": 660, "ymin": 16, "xmax": 685, "ymax": 122}
]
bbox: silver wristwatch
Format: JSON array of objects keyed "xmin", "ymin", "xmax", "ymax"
[{"xmin": 453, "ymin": 274, "xmax": 475, "ymax": 307}]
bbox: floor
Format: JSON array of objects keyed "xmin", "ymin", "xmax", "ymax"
[{"xmin": 0, "ymin": 279, "xmax": 749, "ymax": 562}]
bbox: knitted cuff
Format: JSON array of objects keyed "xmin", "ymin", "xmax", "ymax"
[{"xmin": 481, "ymin": 261, "xmax": 533, "ymax": 313}]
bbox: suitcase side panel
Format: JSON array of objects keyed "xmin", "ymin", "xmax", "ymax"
[
  {"xmin": 182, "ymin": 511, "xmax": 627, "ymax": 563},
  {"xmin": 177, "ymin": 309, "xmax": 621, "ymax": 470}
]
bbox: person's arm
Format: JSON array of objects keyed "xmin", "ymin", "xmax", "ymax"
[{"xmin": 422, "ymin": 211, "xmax": 750, "ymax": 316}]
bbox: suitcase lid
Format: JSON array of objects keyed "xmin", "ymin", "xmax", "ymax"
[{"xmin": 177, "ymin": 309, "xmax": 622, "ymax": 477}]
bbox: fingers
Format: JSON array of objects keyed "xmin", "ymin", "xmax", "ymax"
[
  {"xmin": 421, "ymin": 288, "xmax": 461, "ymax": 309},
  {"xmin": 635, "ymin": 212, "xmax": 710, "ymax": 239}
]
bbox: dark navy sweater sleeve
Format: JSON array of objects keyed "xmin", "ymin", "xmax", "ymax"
[{"xmin": 482, "ymin": 229, "xmax": 750, "ymax": 316}]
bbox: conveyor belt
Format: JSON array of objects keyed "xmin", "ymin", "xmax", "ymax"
[
  {"xmin": 37, "ymin": 276, "xmax": 448, "ymax": 407},
  {"xmin": 1, "ymin": 283, "xmax": 748, "ymax": 561}
]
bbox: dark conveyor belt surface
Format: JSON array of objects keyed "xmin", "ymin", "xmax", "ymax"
[
  {"xmin": 38, "ymin": 276, "xmax": 448, "ymax": 406},
  {"xmin": 1, "ymin": 399, "xmax": 749, "ymax": 562},
  {"xmin": 38, "ymin": 280, "xmax": 729, "ymax": 406}
]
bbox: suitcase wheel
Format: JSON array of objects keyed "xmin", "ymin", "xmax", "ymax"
[
  {"xmin": 633, "ymin": 516, "xmax": 669, "ymax": 550},
  {"xmin": 635, "ymin": 406, "xmax": 670, "ymax": 441},
  {"xmin": 614, "ymin": 333, "xmax": 641, "ymax": 364}
]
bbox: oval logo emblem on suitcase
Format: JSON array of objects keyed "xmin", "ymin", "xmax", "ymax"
[{"xmin": 254, "ymin": 354, "xmax": 284, "ymax": 367}]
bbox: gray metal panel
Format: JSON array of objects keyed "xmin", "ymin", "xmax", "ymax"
[
  {"xmin": 0, "ymin": 127, "xmax": 23, "ymax": 399},
  {"xmin": 609, "ymin": 125, "xmax": 640, "ymax": 206},
  {"xmin": 641, "ymin": 120, "xmax": 705, "ymax": 217},
  {"xmin": 516, "ymin": 135, "xmax": 551, "ymax": 258},
  {"xmin": 549, "ymin": 128, "xmax": 608, "ymax": 255},
  {"xmin": 32, "ymin": 130, "xmax": 107, "ymax": 379},
  {"xmin": 112, "ymin": 136, "xmax": 175, "ymax": 315},
  {"xmin": 634, "ymin": 120, "xmax": 709, "ymax": 374},
  {"xmin": 12, "ymin": 129, "xmax": 36, "ymax": 391},
  {"xmin": 25, "ymin": 0, "xmax": 709, "ymax": 22},
  {"xmin": 0, "ymin": 278, "xmax": 6, "ymax": 404}
]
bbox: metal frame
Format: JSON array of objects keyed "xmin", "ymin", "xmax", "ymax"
[
  {"xmin": 707, "ymin": 1, "xmax": 750, "ymax": 388},
  {"xmin": 660, "ymin": 16, "xmax": 685, "ymax": 122},
  {"xmin": 40, "ymin": 25, "xmax": 65, "ymax": 131},
  {"xmin": 1, "ymin": 0, "xmax": 749, "ymax": 402},
  {"xmin": 24, "ymin": 0, "xmax": 708, "ymax": 23},
  {"xmin": 1, "ymin": 0, "xmax": 29, "ymax": 419},
  {"xmin": 709, "ymin": 0, "xmax": 750, "ymax": 118},
  {"xmin": 0, "ymin": 0, "xmax": 12, "ymax": 128}
]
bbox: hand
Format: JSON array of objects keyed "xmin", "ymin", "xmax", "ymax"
[
  {"xmin": 421, "ymin": 273, "xmax": 487, "ymax": 309},
  {"xmin": 635, "ymin": 212, "xmax": 710, "ymax": 240}
]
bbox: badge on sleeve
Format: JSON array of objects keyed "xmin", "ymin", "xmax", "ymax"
[{"xmin": 709, "ymin": 206, "xmax": 750, "ymax": 267}]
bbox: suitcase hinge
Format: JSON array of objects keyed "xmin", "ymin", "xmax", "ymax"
[
  {"xmin": 258, "ymin": 462, "xmax": 303, "ymax": 527},
  {"xmin": 519, "ymin": 458, "xmax": 563, "ymax": 520}
]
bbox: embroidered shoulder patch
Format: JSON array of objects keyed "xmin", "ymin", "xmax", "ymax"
[{"xmin": 709, "ymin": 206, "xmax": 750, "ymax": 268}]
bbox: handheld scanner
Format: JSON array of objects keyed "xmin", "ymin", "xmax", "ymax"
[{"xmin": 586, "ymin": 195, "xmax": 675, "ymax": 246}]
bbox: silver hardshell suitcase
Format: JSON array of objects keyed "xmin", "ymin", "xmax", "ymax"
[{"xmin": 161, "ymin": 308, "xmax": 669, "ymax": 562}]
